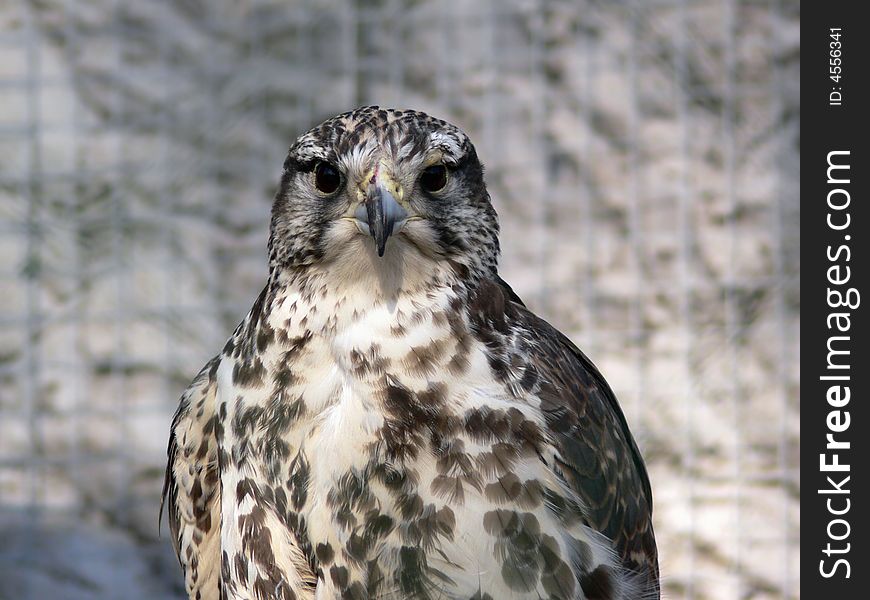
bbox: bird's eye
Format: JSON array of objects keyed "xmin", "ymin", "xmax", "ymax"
[
  {"xmin": 419, "ymin": 165, "xmax": 448, "ymax": 193},
  {"xmin": 314, "ymin": 162, "xmax": 342, "ymax": 194}
]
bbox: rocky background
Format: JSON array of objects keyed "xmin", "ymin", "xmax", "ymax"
[{"xmin": 0, "ymin": 0, "xmax": 799, "ymax": 598}]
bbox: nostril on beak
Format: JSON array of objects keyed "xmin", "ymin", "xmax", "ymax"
[{"xmin": 355, "ymin": 181, "xmax": 408, "ymax": 257}]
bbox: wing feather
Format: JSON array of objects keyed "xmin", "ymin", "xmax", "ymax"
[
  {"xmin": 493, "ymin": 279, "xmax": 660, "ymax": 597},
  {"xmin": 162, "ymin": 356, "xmax": 223, "ymax": 600}
]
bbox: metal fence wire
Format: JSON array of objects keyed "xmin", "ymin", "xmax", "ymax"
[{"xmin": 0, "ymin": 0, "xmax": 799, "ymax": 598}]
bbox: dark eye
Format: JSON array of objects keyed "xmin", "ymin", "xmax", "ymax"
[
  {"xmin": 314, "ymin": 162, "xmax": 341, "ymax": 194},
  {"xmin": 419, "ymin": 164, "xmax": 448, "ymax": 192}
]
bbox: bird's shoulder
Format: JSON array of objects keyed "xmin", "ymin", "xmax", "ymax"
[{"xmin": 468, "ymin": 276, "xmax": 660, "ymax": 595}]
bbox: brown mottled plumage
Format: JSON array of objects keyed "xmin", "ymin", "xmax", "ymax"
[{"xmin": 163, "ymin": 106, "xmax": 659, "ymax": 600}]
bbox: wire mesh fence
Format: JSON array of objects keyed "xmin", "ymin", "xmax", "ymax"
[{"xmin": 0, "ymin": 0, "xmax": 799, "ymax": 598}]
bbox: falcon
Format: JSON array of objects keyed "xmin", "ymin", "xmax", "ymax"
[{"xmin": 163, "ymin": 106, "xmax": 659, "ymax": 600}]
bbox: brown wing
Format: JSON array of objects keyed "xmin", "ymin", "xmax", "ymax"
[
  {"xmin": 161, "ymin": 357, "xmax": 223, "ymax": 600},
  {"xmin": 497, "ymin": 280, "xmax": 660, "ymax": 596}
]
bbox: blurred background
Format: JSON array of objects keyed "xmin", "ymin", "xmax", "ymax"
[{"xmin": 0, "ymin": 0, "xmax": 799, "ymax": 598}]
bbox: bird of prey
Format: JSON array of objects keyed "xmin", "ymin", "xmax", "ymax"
[{"xmin": 163, "ymin": 106, "xmax": 659, "ymax": 600}]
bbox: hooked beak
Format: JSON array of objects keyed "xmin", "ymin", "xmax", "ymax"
[{"xmin": 354, "ymin": 180, "xmax": 409, "ymax": 257}]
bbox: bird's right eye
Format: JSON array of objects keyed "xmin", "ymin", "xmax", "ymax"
[{"xmin": 314, "ymin": 162, "xmax": 342, "ymax": 194}]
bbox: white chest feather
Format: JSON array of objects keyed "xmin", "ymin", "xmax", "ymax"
[{"xmin": 216, "ymin": 286, "xmax": 620, "ymax": 599}]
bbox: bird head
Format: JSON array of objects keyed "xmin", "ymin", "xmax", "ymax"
[{"xmin": 269, "ymin": 107, "xmax": 500, "ymax": 289}]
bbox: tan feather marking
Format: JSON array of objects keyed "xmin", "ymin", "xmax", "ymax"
[{"xmin": 401, "ymin": 336, "xmax": 449, "ymax": 377}]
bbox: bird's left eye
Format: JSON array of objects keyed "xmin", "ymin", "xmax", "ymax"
[
  {"xmin": 314, "ymin": 162, "xmax": 342, "ymax": 194},
  {"xmin": 419, "ymin": 165, "xmax": 448, "ymax": 193}
]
